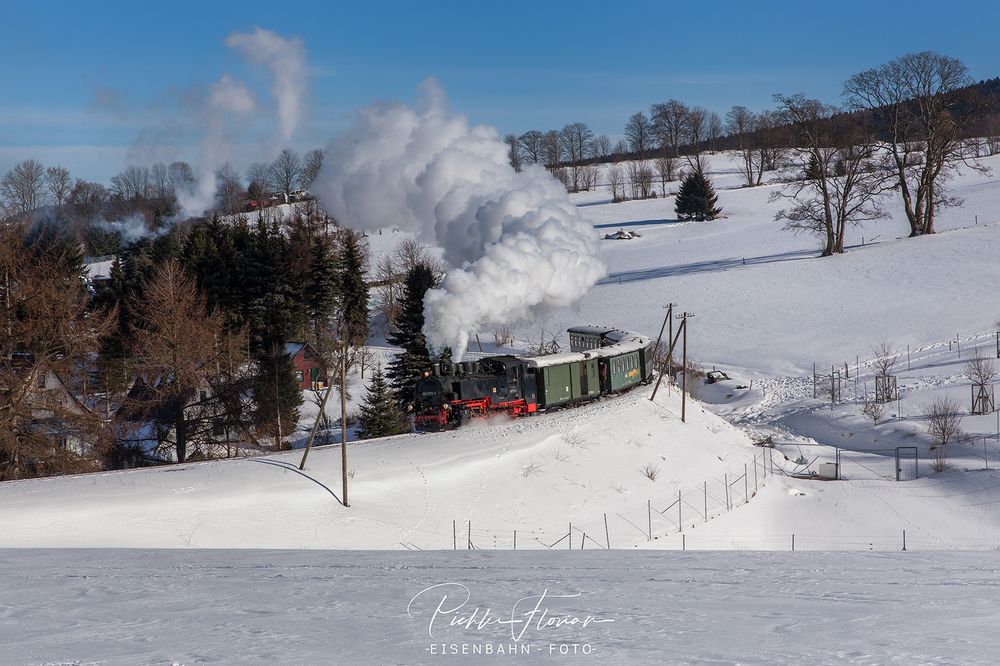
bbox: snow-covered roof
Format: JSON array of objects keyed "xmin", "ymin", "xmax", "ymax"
[
  {"xmin": 83, "ymin": 255, "xmax": 117, "ymax": 280},
  {"xmin": 524, "ymin": 352, "xmax": 589, "ymax": 368},
  {"xmin": 567, "ymin": 325, "xmax": 615, "ymax": 336},
  {"xmin": 523, "ymin": 328, "xmax": 651, "ymax": 368}
]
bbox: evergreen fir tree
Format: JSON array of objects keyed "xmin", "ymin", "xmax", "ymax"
[
  {"xmin": 674, "ymin": 171, "xmax": 722, "ymax": 221},
  {"xmin": 386, "ymin": 262, "xmax": 436, "ymax": 409},
  {"xmin": 357, "ymin": 365, "xmax": 408, "ymax": 439},
  {"xmin": 305, "ymin": 234, "xmax": 339, "ymax": 339},
  {"xmin": 251, "ymin": 348, "xmax": 303, "ymax": 449},
  {"xmin": 804, "ymin": 153, "xmax": 824, "ymax": 180},
  {"xmin": 244, "ymin": 217, "xmax": 293, "ymax": 353},
  {"xmin": 285, "ymin": 217, "xmax": 313, "ymax": 339},
  {"xmin": 337, "ymin": 229, "xmax": 369, "ymax": 346}
]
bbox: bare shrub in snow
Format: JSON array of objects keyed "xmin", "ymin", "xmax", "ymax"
[
  {"xmin": 607, "ymin": 164, "xmax": 624, "ymax": 203},
  {"xmin": 641, "ymin": 463, "xmax": 660, "ymax": 481},
  {"xmin": 524, "ymin": 329, "xmax": 561, "ymax": 357},
  {"xmin": 678, "ymin": 359, "xmax": 703, "ymax": 400},
  {"xmin": 578, "ymin": 164, "xmax": 599, "ymax": 191},
  {"xmin": 521, "ymin": 458, "xmax": 543, "ymax": 478},
  {"xmin": 493, "ymin": 324, "xmax": 515, "ymax": 348},
  {"xmin": 861, "ymin": 395, "xmax": 886, "ymax": 425},
  {"xmin": 926, "ymin": 397, "xmax": 963, "ymax": 449}
]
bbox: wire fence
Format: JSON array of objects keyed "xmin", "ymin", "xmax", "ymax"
[
  {"xmin": 391, "ymin": 447, "xmax": 782, "ymax": 552},
  {"xmin": 812, "ymin": 329, "xmax": 1000, "ymax": 410}
]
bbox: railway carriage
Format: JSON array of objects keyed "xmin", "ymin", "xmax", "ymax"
[{"xmin": 413, "ymin": 326, "xmax": 654, "ymax": 430}]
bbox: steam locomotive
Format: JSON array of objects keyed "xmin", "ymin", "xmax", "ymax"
[{"xmin": 412, "ymin": 326, "xmax": 654, "ymax": 430}]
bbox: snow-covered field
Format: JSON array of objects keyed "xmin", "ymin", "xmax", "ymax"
[{"xmin": 5, "ymin": 549, "xmax": 1000, "ymax": 665}]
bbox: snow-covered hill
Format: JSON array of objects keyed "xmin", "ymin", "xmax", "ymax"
[
  {"xmin": 0, "ymin": 385, "xmax": 770, "ymax": 549},
  {"xmin": 5, "ymin": 151, "xmax": 1000, "ymax": 551}
]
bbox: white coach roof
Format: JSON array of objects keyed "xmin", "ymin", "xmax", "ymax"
[{"xmin": 523, "ymin": 327, "xmax": 651, "ymax": 368}]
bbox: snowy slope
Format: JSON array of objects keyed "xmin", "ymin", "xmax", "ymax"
[{"xmin": 0, "ymin": 385, "xmax": 765, "ymax": 549}]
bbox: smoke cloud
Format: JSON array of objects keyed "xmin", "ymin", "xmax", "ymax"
[
  {"xmin": 225, "ymin": 27, "xmax": 307, "ymax": 149},
  {"xmin": 177, "ymin": 28, "xmax": 307, "ymax": 217},
  {"xmin": 95, "ymin": 214, "xmax": 160, "ymax": 244},
  {"xmin": 177, "ymin": 75, "xmax": 255, "ymax": 216},
  {"xmin": 314, "ymin": 80, "xmax": 605, "ymax": 359}
]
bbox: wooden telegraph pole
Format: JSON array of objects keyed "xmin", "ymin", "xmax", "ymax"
[
  {"xmin": 652, "ymin": 303, "xmax": 677, "ymax": 357},
  {"xmin": 299, "ymin": 384, "xmax": 333, "ymax": 471},
  {"xmin": 678, "ymin": 312, "xmax": 694, "ymax": 423},
  {"xmin": 650, "ymin": 318, "xmax": 684, "ymax": 401},
  {"xmin": 340, "ymin": 349, "xmax": 349, "ymax": 507}
]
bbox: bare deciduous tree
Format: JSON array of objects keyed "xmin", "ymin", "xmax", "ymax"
[
  {"xmin": 871, "ymin": 339, "xmax": 897, "ymax": 377},
  {"xmin": 757, "ymin": 111, "xmax": 786, "ymax": 172},
  {"xmin": 592, "ymin": 134, "xmax": 612, "ymax": 160},
  {"xmin": 771, "ymin": 94, "xmax": 891, "ymax": 256},
  {"xmin": 654, "ymin": 156, "xmax": 676, "ymax": 195},
  {"xmin": 607, "ymin": 164, "xmax": 624, "ymax": 202},
  {"xmin": 126, "ymin": 261, "xmax": 250, "ymax": 464},
  {"xmin": 651, "ymin": 99, "xmax": 689, "ymax": 157},
  {"xmin": 373, "ymin": 239, "xmax": 447, "ymax": 331},
  {"xmin": 168, "ymin": 161, "xmax": 196, "ymax": 195},
  {"xmin": 611, "ymin": 140, "xmax": 628, "ymax": 162},
  {"xmin": 302, "ymin": 148, "xmax": 325, "ymax": 188},
  {"xmin": 111, "ymin": 165, "xmax": 150, "ymax": 204},
  {"xmin": 246, "ymin": 162, "xmax": 270, "ymax": 208},
  {"xmin": 518, "ymin": 130, "xmax": 545, "ymax": 165},
  {"xmin": 964, "ymin": 351, "xmax": 997, "ymax": 386},
  {"xmin": 559, "ymin": 123, "xmax": 594, "ymax": 191},
  {"xmin": 0, "ymin": 228, "xmax": 113, "ymax": 479},
  {"xmin": 727, "ymin": 105, "xmax": 765, "ymax": 187},
  {"xmin": 269, "ymin": 148, "xmax": 302, "ymax": 204},
  {"xmin": 149, "ymin": 163, "xmax": 173, "ymax": 201},
  {"xmin": 684, "ymin": 106, "xmax": 710, "ymax": 173},
  {"xmin": 1, "ymin": 159, "xmax": 47, "ymax": 215},
  {"xmin": 68, "ymin": 180, "xmax": 108, "ymax": 219},
  {"xmin": 505, "ymin": 134, "xmax": 522, "ymax": 172},
  {"xmin": 844, "ymin": 51, "xmax": 987, "ymax": 236},
  {"xmin": 551, "ymin": 167, "xmax": 570, "ymax": 189},
  {"xmin": 45, "ymin": 166, "xmax": 72, "ymax": 207},
  {"xmin": 214, "ymin": 164, "xmax": 245, "ymax": 215},
  {"xmin": 578, "ymin": 163, "xmax": 599, "ymax": 191},
  {"xmin": 707, "ymin": 112, "xmax": 723, "ymax": 152},
  {"xmin": 543, "ymin": 130, "xmax": 562, "ymax": 167},
  {"xmin": 624, "ymin": 112, "xmax": 652, "ymax": 159},
  {"xmin": 623, "ymin": 161, "xmax": 653, "ymax": 200}
]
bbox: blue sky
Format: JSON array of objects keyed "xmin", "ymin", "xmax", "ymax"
[{"xmin": 2, "ymin": 0, "xmax": 999, "ymax": 181}]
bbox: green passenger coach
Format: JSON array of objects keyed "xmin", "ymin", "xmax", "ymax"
[{"xmin": 525, "ymin": 326, "xmax": 653, "ymax": 409}]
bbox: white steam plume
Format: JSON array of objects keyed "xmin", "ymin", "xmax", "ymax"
[
  {"xmin": 177, "ymin": 75, "xmax": 255, "ymax": 217},
  {"xmin": 314, "ymin": 80, "xmax": 605, "ymax": 359},
  {"xmin": 225, "ymin": 27, "xmax": 307, "ymax": 148}
]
